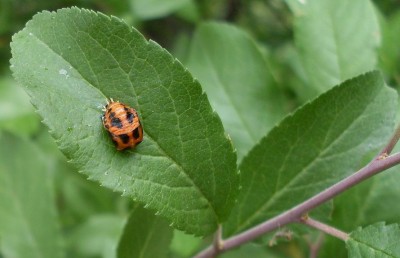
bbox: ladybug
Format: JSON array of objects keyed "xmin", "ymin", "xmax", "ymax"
[{"xmin": 101, "ymin": 99, "xmax": 143, "ymax": 150}]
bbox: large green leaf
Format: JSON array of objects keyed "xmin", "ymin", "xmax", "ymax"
[
  {"xmin": 186, "ymin": 22, "xmax": 287, "ymax": 160},
  {"xmin": 117, "ymin": 205, "xmax": 173, "ymax": 258},
  {"xmin": 346, "ymin": 222, "xmax": 400, "ymax": 257},
  {"xmin": 11, "ymin": 7, "xmax": 239, "ymax": 236},
  {"xmin": 0, "ymin": 133, "xmax": 63, "ymax": 258},
  {"xmin": 224, "ymin": 71, "xmax": 398, "ymax": 235},
  {"xmin": 287, "ymin": 0, "xmax": 380, "ymax": 100}
]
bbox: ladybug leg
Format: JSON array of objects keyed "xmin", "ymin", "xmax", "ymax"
[{"xmin": 103, "ymin": 99, "xmax": 110, "ymax": 111}]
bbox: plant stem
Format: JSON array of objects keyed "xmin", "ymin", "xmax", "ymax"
[
  {"xmin": 378, "ymin": 124, "xmax": 400, "ymax": 157},
  {"xmin": 298, "ymin": 216, "xmax": 348, "ymax": 241},
  {"xmin": 307, "ymin": 233, "xmax": 324, "ymax": 258},
  {"xmin": 193, "ymin": 152, "xmax": 400, "ymax": 258},
  {"xmin": 212, "ymin": 224, "xmax": 223, "ymax": 254}
]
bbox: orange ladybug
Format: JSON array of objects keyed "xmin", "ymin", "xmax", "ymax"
[{"xmin": 101, "ymin": 99, "xmax": 143, "ymax": 150}]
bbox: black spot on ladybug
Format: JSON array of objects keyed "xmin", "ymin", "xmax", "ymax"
[
  {"xmin": 111, "ymin": 117, "xmax": 123, "ymax": 128},
  {"xmin": 132, "ymin": 127, "xmax": 140, "ymax": 139},
  {"xmin": 109, "ymin": 112, "xmax": 116, "ymax": 119},
  {"xmin": 118, "ymin": 134, "xmax": 130, "ymax": 144},
  {"xmin": 126, "ymin": 112, "xmax": 135, "ymax": 123}
]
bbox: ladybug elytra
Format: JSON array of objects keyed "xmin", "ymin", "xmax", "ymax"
[{"xmin": 101, "ymin": 99, "xmax": 143, "ymax": 150}]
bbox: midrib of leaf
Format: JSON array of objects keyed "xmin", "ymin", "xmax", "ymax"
[
  {"xmin": 304, "ymin": 8, "xmax": 342, "ymax": 93},
  {"xmin": 202, "ymin": 46, "xmax": 258, "ymax": 143},
  {"xmin": 29, "ymin": 24, "xmax": 218, "ymax": 221},
  {"xmin": 138, "ymin": 216, "xmax": 158, "ymax": 258},
  {"xmin": 1, "ymin": 167, "xmax": 43, "ymax": 257},
  {"xmin": 327, "ymin": 9, "xmax": 343, "ymax": 83},
  {"xmin": 88, "ymin": 26, "xmax": 218, "ymax": 212},
  {"xmin": 273, "ymin": 118, "xmax": 319, "ymax": 192},
  {"xmin": 144, "ymin": 133, "xmax": 217, "ymax": 218},
  {"xmin": 235, "ymin": 87, "xmax": 382, "ymax": 233},
  {"xmin": 56, "ymin": 19, "xmax": 102, "ymax": 87}
]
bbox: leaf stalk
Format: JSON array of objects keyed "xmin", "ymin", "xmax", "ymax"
[{"xmin": 297, "ymin": 215, "xmax": 348, "ymax": 241}]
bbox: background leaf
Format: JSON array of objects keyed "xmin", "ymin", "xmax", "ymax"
[
  {"xmin": 286, "ymin": 0, "xmax": 380, "ymax": 101},
  {"xmin": 0, "ymin": 133, "xmax": 63, "ymax": 258},
  {"xmin": 346, "ymin": 222, "xmax": 400, "ymax": 257},
  {"xmin": 117, "ymin": 204, "xmax": 172, "ymax": 258},
  {"xmin": 170, "ymin": 230, "xmax": 203, "ymax": 257},
  {"xmin": 10, "ymin": 7, "xmax": 239, "ymax": 236},
  {"xmin": 224, "ymin": 71, "xmax": 398, "ymax": 236},
  {"xmin": 379, "ymin": 10, "xmax": 400, "ymax": 87},
  {"xmin": 0, "ymin": 76, "xmax": 40, "ymax": 135},
  {"xmin": 130, "ymin": 0, "xmax": 193, "ymax": 20},
  {"xmin": 68, "ymin": 215, "xmax": 125, "ymax": 258},
  {"xmin": 56, "ymin": 163, "xmax": 129, "ymax": 226},
  {"xmin": 186, "ymin": 22, "xmax": 287, "ymax": 160}
]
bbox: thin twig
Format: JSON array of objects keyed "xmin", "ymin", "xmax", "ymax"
[
  {"xmin": 378, "ymin": 124, "xmax": 400, "ymax": 158},
  {"xmin": 307, "ymin": 233, "xmax": 324, "ymax": 258},
  {"xmin": 298, "ymin": 215, "xmax": 348, "ymax": 241},
  {"xmin": 213, "ymin": 225, "xmax": 223, "ymax": 252},
  {"xmin": 193, "ymin": 152, "xmax": 400, "ymax": 258},
  {"xmin": 268, "ymin": 228, "xmax": 293, "ymax": 246}
]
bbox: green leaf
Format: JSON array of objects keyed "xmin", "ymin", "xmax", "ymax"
[
  {"xmin": 170, "ymin": 230, "xmax": 202, "ymax": 257},
  {"xmin": 58, "ymin": 165, "xmax": 128, "ymax": 223},
  {"xmin": 319, "ymin": 237, "xmax": 347, "ymax": 258},
  {"xmin": 0, "ymin": 0, "xmax": 11, "ymax": 34},
  {"xmin": 186, "ymin": 22, "xmax": 287, "ymax": 160},
  {"xmin": 288, "ymin": 0, "xmax": 380, "ymax": 100},
  {"xmin": 68, "ymin": 215, "xmax": 125, "ymax": 258},
  {"xmin": 131, "ymin": 0, "xmax": 193, "ymax": 19},
  {"xmin": 117, "ymin": 204, "xmax": 173, "ymax": 258},
  {"xmin": 10, "ymin": 7, "xmax": 239, "ymax": 236},
  {"xmin": 379, "ymin": 10, "xmax": 400, "ymax": 85},
  {"xmin": 0, "ymin": 133, "xmax": 63, "ymax": 258},
  {"xmin": 0, "ymin": 76, "xmax": 40, "ymax": 135},
  {"xmin": 224, "ymin": 71, "xmax": 398, "ymax": 235},
  {"xmin": 346, "ymin": 222, "xmax": 400, "ymax": 257}
]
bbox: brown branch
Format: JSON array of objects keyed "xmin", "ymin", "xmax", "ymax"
[{"xmin": 193, "ymin": 152, "xmax": 400, "ymax": 258}]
